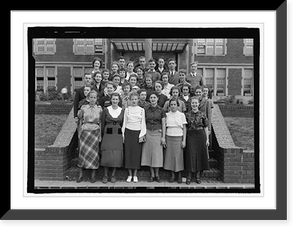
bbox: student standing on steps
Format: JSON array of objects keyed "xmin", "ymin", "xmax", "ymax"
[
  {"xmin": 76, "ymin": 90, "xmax": 103, "ymax": 183},
  {"xmin": 100, "ymin": 93, "xmax": 124, "ymax": 184},
  {"xmin": 122, "ymin": 92, "xmax": 146, "ymax": 183}
]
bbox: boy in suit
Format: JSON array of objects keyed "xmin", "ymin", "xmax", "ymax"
[
  {"xmin": 145, "ymin": 58, "xmax": 161, "ymax": 83},
  {"xmin": 167, "ymin": 58, "xmax": 180, "ymax": 85},
  {"xmin": 156, "ymin": 57, "xmax": 168, "ymax": 75},
  {"xmin": 186, "ymin": 62, "xmax": 204, "ymax": 96}
]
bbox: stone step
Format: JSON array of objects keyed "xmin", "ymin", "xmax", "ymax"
[{"xmin": 65, "ymin": 166, "xmax": 222, "ymax": 182}]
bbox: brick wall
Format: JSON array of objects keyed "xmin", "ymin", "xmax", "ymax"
[
  {"xmin": 218, "ymin": 104, "xmax": 254, "ymax": 118},
  {"xmin": 35, "ymin": 108, "xmax": 77, "ymax": 180},
  {"xmin": 35, "ymin": 101, "xmax": 73, "ymax": 115},
  {"xmin": 211, "ymin": 104, "xmax": 255, "ymax": 183}
]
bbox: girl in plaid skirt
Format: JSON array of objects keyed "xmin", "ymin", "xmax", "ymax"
[{"xmin": 77, "ymin": 90, "xmax": 103, "ymax": 183}]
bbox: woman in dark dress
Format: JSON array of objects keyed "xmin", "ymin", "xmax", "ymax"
[
  {"xmin": 100, "ymin": 93, "xmax": 124, "ymax": 183},
  {"xmin": 184, "ymin": 96, "xmax": 210, "ymax": 185}
]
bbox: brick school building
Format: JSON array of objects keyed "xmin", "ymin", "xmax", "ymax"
[{"xmin": 33, "ymin": 38, "xmax": 254, "ymax": 101}]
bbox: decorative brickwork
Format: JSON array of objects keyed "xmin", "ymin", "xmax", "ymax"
[{"xmin": 211, "ymin": 104, "xmax": 254, "ymax": 183}]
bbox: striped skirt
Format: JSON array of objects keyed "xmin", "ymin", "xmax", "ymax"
[{"xmin": 78, "ymin": 129, "xmax": 101, "ymax": 169}]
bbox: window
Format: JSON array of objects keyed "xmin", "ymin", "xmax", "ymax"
[
  {"xmin": 196, "ymin": 39, "xmax": 226, "ymax": 56},
  {"xmin": 33, "ymin": 39, "xmax": 56, "ymax": 54},
  {"xmin": 244, "ymin": 68, "xmax": 253, "ymax": 96},
  {"xmin": 46, "ymin": 67, "xmax": 56, "ymax": 89},
  {"xmin": 243, "ymin": 39, "xmax": 253, "ymax": 56},
  {"xmin": 74, "ymin": 39, "xmax": 104, "ymax": 54},
  {"xmin": 35, "ymin": 67, "xmax": 56, "ymax": 92},
  {"xmin": 73, "ymin": 67, "xmax": 84, "ymax": 91},
  {"xmin": 216, "ymin": 68, "xmax": 226, "ymax": 96},
  {"xmin": 204, "ymin": 68, "xmax": 214, "ymax": 90}
]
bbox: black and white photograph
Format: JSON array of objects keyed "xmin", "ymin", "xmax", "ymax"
[
  {"xmin": 5, "ymin": 5, "xmax": 289, "ymax": 223},
  {"xmin": 28, "ymin": 28, "xmax": 259, "ymax": 193}
]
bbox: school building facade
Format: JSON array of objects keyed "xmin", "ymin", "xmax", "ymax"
[{"xmin": 33, "ymin": 38, "xmax": 254, "ymax": 100}]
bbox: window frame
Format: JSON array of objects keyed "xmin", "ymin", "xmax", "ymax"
[
  {"xmin": 73, "ymin": 38, "xmax": 104, "ymax": 55},
  {"xmin": 33, "ymin": 39, "xmax": 56, "ymax": 55},
  {"xmin": 195, "ymin": 38, "xmax": 227, "ymax": 56}
]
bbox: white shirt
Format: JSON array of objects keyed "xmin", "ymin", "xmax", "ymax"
[
  {"xmin": 107, "ymin": 106, "xmax": 122, "ymax": 118},
  {"xmin": 122, "ymin": 106, "xmax": 146, "ymax": 138},
  {"xmin": 166, "ymin": 111, "xmax": 187, "ymax": 136}
]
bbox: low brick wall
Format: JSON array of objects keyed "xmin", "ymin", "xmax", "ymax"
[
  {"xmin": 35, "ymin": 101, "xmax": 73, "ymax": 115},
  {"xmin": 218, "ymin": 104, "xmax": 254, "ymax": 118},
  {"xmin": 35, "ymin": 108, "xmax": 77, "ymax": 180},
  {"xmin": 211, "ymin": 105, "xmax": 255, "ymax": 183}
]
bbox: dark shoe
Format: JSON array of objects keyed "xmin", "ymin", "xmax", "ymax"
[
  {"xmin": 76, "ymin": 177, "xmax": 83, "ymax": 183},
  {"xmin": 148, "ymin": 177, "xmax": 154, "ymax": 182},
  {"xmin": 169, "ymin": 177, "xmax": 175, "ymax": 183},
  {"xmin": 156, "ymin": 177, "xmax": 162, "ymax": 183},
  {"xmin": 196, "ymin": 177, "xmax": 201, "ymax": 184},
  {"xmin": 186, "ymin": 178, "xmax": 191, "ymax": 185},
  {"xmin": 177, "ymin": 179, "xmax": 182, "ymax": 184},
  {"xmin": 111, "ymin": 176, "xmax": 116, "ymax": 183},
  {"xmin": 102, "ymin": 176, "xmax": 108, "ymax": 184},
  {"xmin": 91, "ymin": 177, "xmax": 96, "ymax": 183}
]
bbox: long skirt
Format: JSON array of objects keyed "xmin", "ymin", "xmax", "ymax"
[
  {"xmin": 124, "ymin": 128, "xmax": 142, "ymax": 169},
  {"xmin": 100, "ymin": 124, "xmax": 123, "ymax": 168},
  {"xmin": 78, "ymin": 129, "xmax": 101, "ymax": 169},
  {"xmin": 164, "ymin": 135, "xmax": 184, "ymax": 172},
  {"xmin": 185, "ymin": 129, "xmax": 209, "ymax": 172},
  {"xmin": 141, "ymin": 130, "xmax": 163, "ymax": 168}
]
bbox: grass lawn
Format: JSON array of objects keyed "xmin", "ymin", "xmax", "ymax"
[
  {"xmin": 35, "ymin": 114, "xmax": 68, "ymax": 149},
  {"xmin": 224, "ymin": 117, "xmax": 254, "ymax": 150}
]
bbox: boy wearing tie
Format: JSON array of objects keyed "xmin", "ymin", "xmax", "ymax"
[
  {"xmin": 186, "ymin": 62, "xmax": 204, "ymax": 96},
  {"xmin": 167, "ymin": 58, "xmax": 180, "ymax": 85}
]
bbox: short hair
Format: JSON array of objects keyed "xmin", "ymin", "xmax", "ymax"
[
  {"xmin": 169, "ymin": 97, "xmax": 180, "ymax": 107},
  {"xmin": 93, "ymin": 71, "xmax": 102, "ymax": 78},
  {"xmin": 154, "ymin": 80, "xmax": 163, "ymax": 87},
  {"xmin": 139, "ymin": 56, "xmax": 146, "ymax": 60},
  {"xmin": 194, "ymin": 85, "xmax": 203, "ymax": 91},
  {"xmin": 158, "ymin": 57, "xmax": 165, "ymax": 61},
  {"xmin": 129, "ymin": 92, "xmax": 139, "ymax": 100},
  {"xmin": 92, "ymin": 57, "xmax": 103, "ymax": 68},
  {"xmin": 122, "ymin": 81, "xmax": 131, "ymax": 91},
  {"xmin": 148, "ymin": 58, "xmax": 156, "ymax": 63},
  {"xmin": 179, "ymin": 69, "xmax": 187, "ymax": 75},
  {"xmin": 112, "ymin": 74, "xmax": 121, "ymax": 80},
  {"xmin": 191, "ymin": 96, "xmax": 200, "ymax": 102},
  {"xmin": 129, "ymin": 73, "xmax": 138, "ymax": 80},
  {"xmin": 111, "ymin": 92, "xmax": 121, "ymax": 100},
  {"xmin": 170, "ymin": 86, "xmax": 180, "ymax": 94},
  {"xmin": 119, "ymin": 68, "xmax": 127, "ymax": 73},
  {"xmin": 181, "ymin": 84, "xmax": 191, "ymax": 92},
  {"xmin": 84, "ymin": 72, "xmax": 92, "ymax": 77},
  {"xmin": 190, "ymin": 61, "xmax": 198, "ymax": 67},
  {"xmin": 84, "ymin": 84, "xmax": 93, "ymax": 89},
  {"xmin": 101, "ymin": 69, "xmax": 110, "ymax": 74},
  {"xmin": 105, "ymin": 81, "xmax": 116, "ymax": 90},
  {"xmin": 134, "ymin": 66, "xmax": 144, "ymax": 73},
  {"xmin": 118, "ymin": 56, "xmax": 125, "ymax": 61},
  {"xmin": 111, "ymin": 61, "xmax": 119, "ymax": 68},
  {"xmin": 149, "ymin": 91, "xmax": 159, "ymax": 98},
  {"xmin": 168, "ymin": 58, "xmax": 176, "ymax": 64},
  {"xmin": 161, "ymin": 72, "xmax": 169, "ymax": 78},
  {"xmin": 88, "ymin": 89, "xmax": 98, "ymax": 98},
  {"xmin": 138, "ymin": 88, "xmax": 147, "ymax": 95},
  {"xmin": 127, "ymin": 61, "xmax": 134, "ymax": 67}
]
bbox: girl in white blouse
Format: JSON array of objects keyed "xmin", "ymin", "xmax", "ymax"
[{"xmin": 122, "ymin": 92, "xmax": 147, "ymax": 183}]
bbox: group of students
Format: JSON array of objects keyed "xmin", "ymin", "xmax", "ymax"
[{"xmin": 73, "ymin": 56, "xmax": 213, "ymax": 185}]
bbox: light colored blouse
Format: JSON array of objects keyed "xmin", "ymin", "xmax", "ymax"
[
  {"xmin": 77, "ymin": 104, "xmax": 102, "ymax": 131},
  {"xmin": 122, "ymin": 106, "xmax": 146, "ymax": 138},
  {"xmin": 165, "ymin": 110, "xmax": 187, "ymax": 136},
  {"xmin": 107, "ymin": 105, "xmax": 122, "ymax": 118}
]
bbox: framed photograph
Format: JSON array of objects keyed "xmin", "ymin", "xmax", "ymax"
[{"xmin": 5, "ymin": 2, "xmax": 286, "ymax": 220}]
